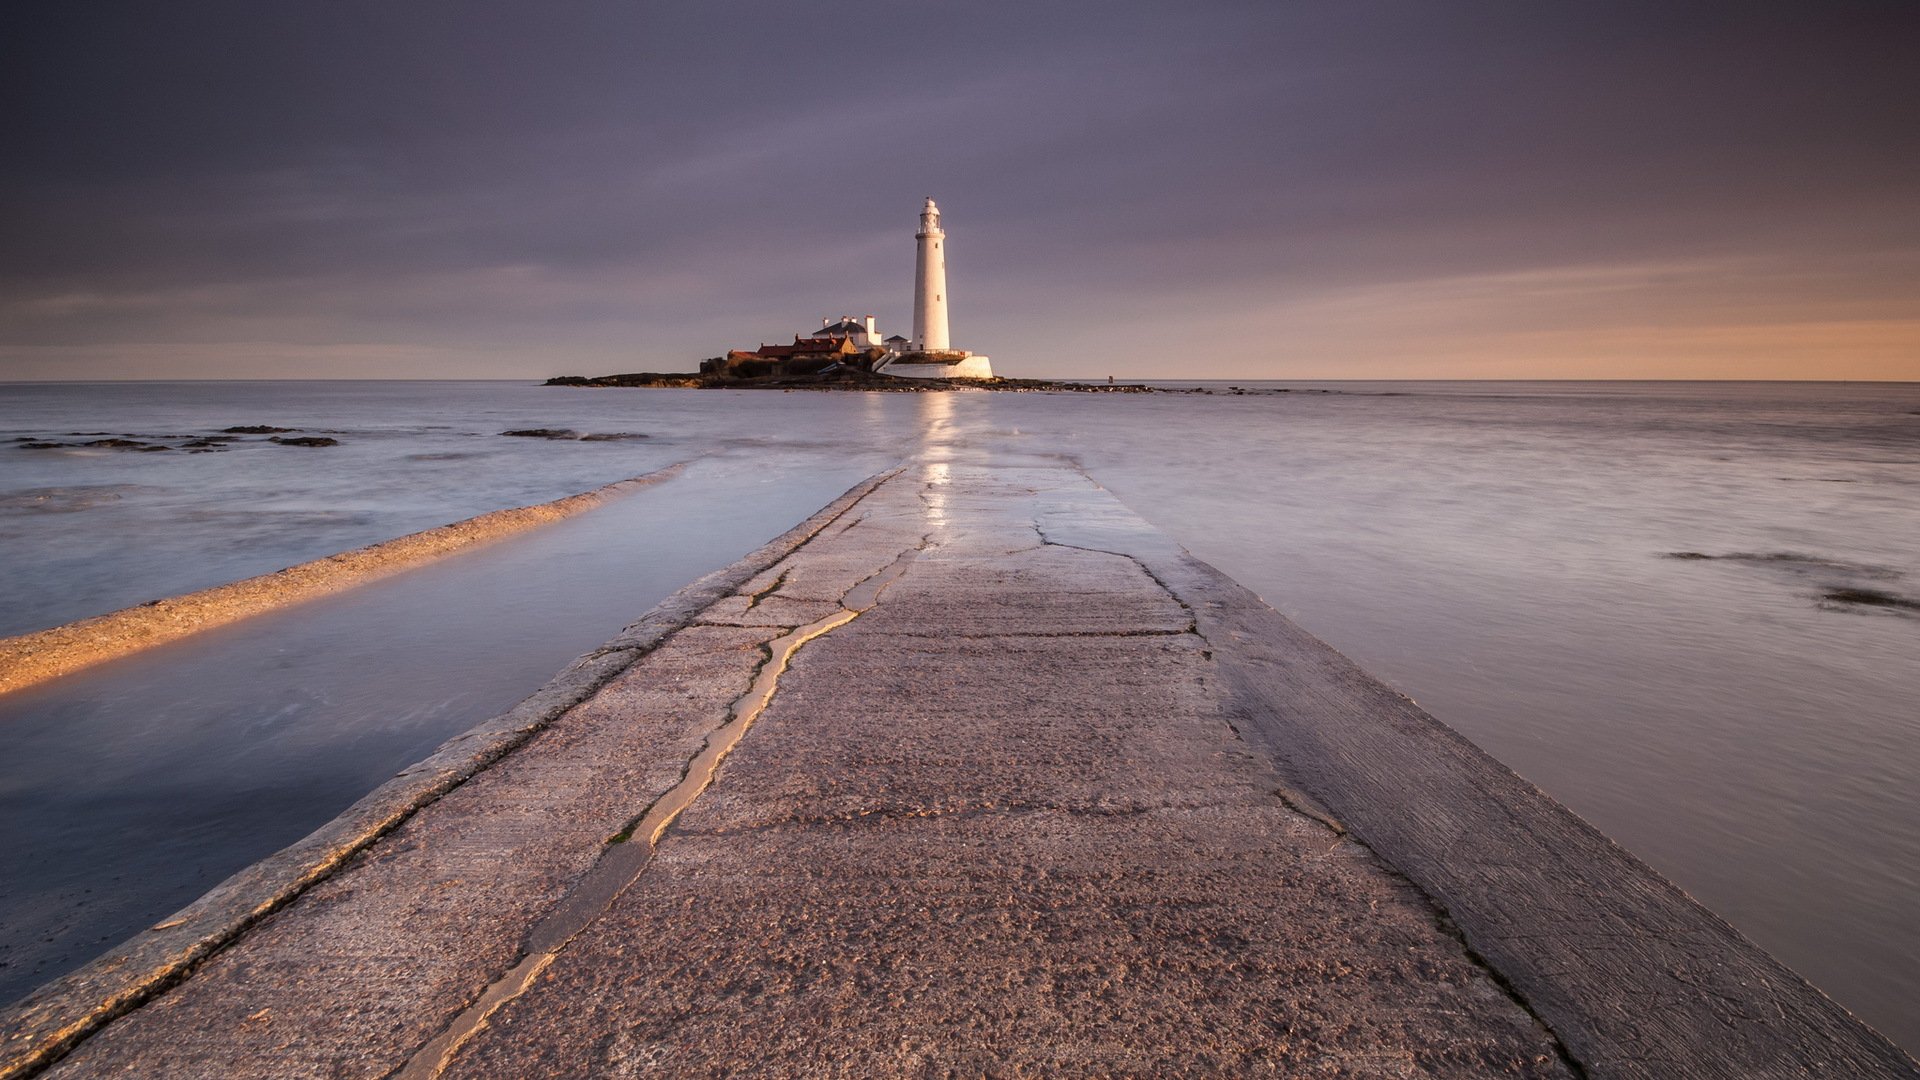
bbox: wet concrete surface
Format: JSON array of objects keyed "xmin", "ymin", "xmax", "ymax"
[{"xmin": 12, "ymin": 457, "xmax": 1915, "ymax": 1078}]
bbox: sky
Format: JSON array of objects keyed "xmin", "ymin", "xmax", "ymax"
[{"xmin": 2, "ymin": 1, "xmax": 1917, "ymax": 381}]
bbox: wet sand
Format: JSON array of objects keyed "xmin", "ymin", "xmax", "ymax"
[{"xmin": 0, "ymin": 463, "xmax": 689, "ymax": 695}]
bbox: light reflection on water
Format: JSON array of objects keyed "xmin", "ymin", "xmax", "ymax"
[{"xmin": 1, "ymin": 379, "xmax": 1917, "ymax": 1050}]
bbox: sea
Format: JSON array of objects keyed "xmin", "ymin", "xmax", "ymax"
[{"xmin": 2, "ymin": 379, "xmax": 1917, "ymax": 1050}]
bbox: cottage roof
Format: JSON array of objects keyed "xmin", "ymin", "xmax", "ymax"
[
  {"xmin": 810, "ymin": 319, "xmax": 869, "ymax": 338},
  {"xmin": 758, "ymin": 335, "xmax": 858, "ymax": 358}
]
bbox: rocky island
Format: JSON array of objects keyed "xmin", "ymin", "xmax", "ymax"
[
  {"xmin": 546, "ymin": 198, "xmax": 1148, "ymax": 393},
  {"xmin": 543, "ymin": 366, "xmax": 1154, "ymax": 392}
]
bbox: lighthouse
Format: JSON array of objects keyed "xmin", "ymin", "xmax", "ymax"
[
  {"xmin": 883, "ymin": 197, "xmax": 993, "ymax": 379},
  {"xmin": 912, "ymin": 197, "xmax": 950, "ymax": 351},
  {"xmin": 724, "ymin": 198, "xmax": 989, "ymax": 379}
]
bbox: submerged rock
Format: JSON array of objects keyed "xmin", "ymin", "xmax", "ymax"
[
  {"xmin": 500, "ymin": 428, "xmax": 580, "ymax": 439},
  {"xmin": 1664, "ymin": 550, "xmax": 1901, "ymax": 578},
  {"xmin": 580, "ymin": 432, "xmax": 648, "ymax": 441},
  {"xmin": 269, "ymin": 436, "xmax": 339, "ymax": 448},
  {"xmin": 0, "ymin": 486, "xmax": 130, "ymax": 511},
  {"xmin": 1824, "ymin": 587, "xmax": 1920, "ymax": 612},
  {"xmin": 223, "ymin": 425, "xmax": 297, "ymax": 434}
]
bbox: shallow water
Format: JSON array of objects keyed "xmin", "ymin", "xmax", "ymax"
[
  {"xmin": 1050, "ymin": 381, "xmax": 1920, "ymax": 1051},
  {"xmin": 0, "ymin": 453, "xmax": 887, "ymax": 999},
  {"xmin": 2, "ymin": 380, "xmax": 1917, "ymax": 1050},
  {"xmin": 0, "ymin": 381, "xmax": 917, "ymax": 636}
]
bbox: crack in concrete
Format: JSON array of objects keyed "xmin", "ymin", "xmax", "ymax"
[
  {"xmin": 1033, "ymin": 504, "xmax": 1591, "ymax": 1073},
  {"xmin": 1428, "ymin": 903, "xmax": 1595, "ymax": 1079},
  {"xmin": 602, "ymin": 639, "xmax": 785, "ymax": 848},
  {"xmin": 389, "ymin": 542, "xmax": 923, "ymax": 1080},
  {"xmin": 879, "ymin": 628, "xmax": 1194, "ymax": 640},
  {"xmin": 679, "ymin": 796, "xmax": 1250, "ymax": 838},
  {"xmin": 1031, "ymin": 525, "xmax": 1202, "ymax": 639},
  {"xmin": 1267, "ymin": 785, "xmax": 1348, "ymax": 836},
  {"xmin": 842, "ymin": 538, "xmax": 929, "ymax": 610},
  {"xmin": 741, "ymin": 568, "xmax": 789, "ymax": 611},
  {"xmin": 0, "ymin": 467, "xmax": 915, "ymax": 1080}
]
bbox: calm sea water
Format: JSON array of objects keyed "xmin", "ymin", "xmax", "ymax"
[{"xmin": 2, "ymin": 380, "xmax": 1917, "ymax": 1049}]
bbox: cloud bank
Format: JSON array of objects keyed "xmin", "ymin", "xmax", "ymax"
[{"xmin": 2, "ymin": 1, "xmax": 1915, "ymax": 380}]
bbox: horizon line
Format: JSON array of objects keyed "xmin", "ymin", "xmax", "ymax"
[{"xmin": 4, "ymin": 376, "xmax": 1918, "ymax": 387}]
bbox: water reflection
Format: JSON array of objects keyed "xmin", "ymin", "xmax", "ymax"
[
  {"xmin": 916, "ymin": 393, "xmax": 957, "ymax": 533},
  {"xmin": 916, "ymin": 389, "xmax": 957, "ymax": 458}
]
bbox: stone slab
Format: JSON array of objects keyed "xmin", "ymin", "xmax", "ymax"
[{"xmin": 444, "ymin": 620, "xmax": 1570, "ymax": 1076}]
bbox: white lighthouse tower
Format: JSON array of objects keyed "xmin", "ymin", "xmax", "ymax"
[
  {"xmin": 887, "ymin": 197, "xmax": 993, "ymax": 379},
  {"xmin": 912, "ymin": 197, "xmax": 950, "ymax": 351}
]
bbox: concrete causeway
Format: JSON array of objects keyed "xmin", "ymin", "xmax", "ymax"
[{"xmin": 6, "ymin": 458, "xmax": 1916, "ymax": 1078}]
